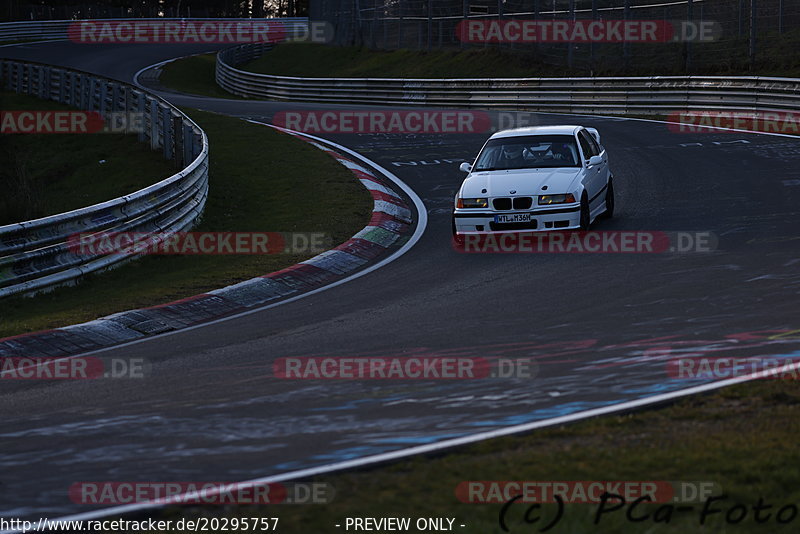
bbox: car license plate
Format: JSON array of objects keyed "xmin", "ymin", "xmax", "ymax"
[{"xmin": 494, "ymin": 213, "xmax": 531, "ymax": 224}]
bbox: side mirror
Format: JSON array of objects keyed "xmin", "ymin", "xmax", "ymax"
[
  {"xmin": 459, "ymin": 162, "xmax": 472, "ymax": 173},
  {"xmin": 588, "ymin": 155, "xmax": 603, "ymax": 167}
]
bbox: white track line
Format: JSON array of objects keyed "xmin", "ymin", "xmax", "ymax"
[{"xmin": 8, "ymin": 356, "xmax": 799, "ymax": 532}]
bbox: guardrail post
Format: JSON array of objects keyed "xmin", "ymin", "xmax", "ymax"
[
  {"xmin": 67, "ymin": 72, "xmax": 75, "ymax": 106},
  {"xmin": 183, "ymin": 123, "xmax": 194, "ymax": 165},
  {"xmin": 15, "ymin": 63, "xmax": 25, "ymax": 93},
  {"xmin": 38, "ymin": 66, "xmax": 47, "ymax": 99},
  {"xmin": 111, "ymin": 83, "xmax": 120, "ymax": 113},
  {"xmin": 137, "ymin": 91, "xmax": 146, "ymax": 143},
  {"xmin": 89, "ymin": 77, "xmax": 98, "ymax": 111},
  {"xmin": 173, "ymin": 114, "xmax": 184, "ymax": 166},
  {"xmin": 162, "ymin": 105, "xmax": 173, "ymax": 160},
  {"xmin": 150, "ymin": 99, "xmax": 159, "ymax": 150},
  {"xmin": 122, "ymin": 84, "xmax": 130, "ymax": 116},
  {"xmin": 99, "ymin": 81, "xmax": 108, "ymax": 116},
  {"xmin": 193, "ymin": 130, "xmax": 201, "ymax": 159},
  {"xmin": 29, "ymin": 64, "xmax": 38, "ymax": 96},
  {"xmin": 57, "ymin": 69, "xmax": 66, "ymax": 102},
  {"xmin": 79, "ymin": 74, "xmax": 89, "ymax": 110},
  {"xmin": 1, "ymin": 62, "xmax": 10, "ymax": 90}
]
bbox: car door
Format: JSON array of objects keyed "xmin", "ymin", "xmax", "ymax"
[
  {"xmin": 585, "ymin": 130, "xmax": 609, "ymax": 184},
  {"xmin": 577, "ymin": 130, "xmax": 605, "ymax": 211}
]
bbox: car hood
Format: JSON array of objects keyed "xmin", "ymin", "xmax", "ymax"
[{"xmin": 461, "ymin": 168, "xmax": 581, "ymax": 198}]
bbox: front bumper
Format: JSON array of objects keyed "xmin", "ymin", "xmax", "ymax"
[{"xmin": 453, "ymin": 205, "xmax": 581, "ymax": 234}]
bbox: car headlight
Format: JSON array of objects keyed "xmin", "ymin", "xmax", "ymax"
[
  {"xmin": 538, "ymin": 193, "xmax": 576, "ymax": 205},
  {"xmin": 457, "ymin": 198, "xmax": 488, "ymax": 208}
]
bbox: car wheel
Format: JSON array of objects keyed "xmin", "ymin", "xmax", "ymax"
[
  {"xmin": 602, "ymin": 178, "xmax": 614, "ymax": 219},
  {"xmin": 579, "ymin": 193, "xmax": 591, "ymax": 230}
]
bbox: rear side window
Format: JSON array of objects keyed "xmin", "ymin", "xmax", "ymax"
[
  {"xmin": 585, "ymin": 131, "xmax": 602, "ymax": 155},
  {"xmin": 577, "ymin": 131, "xmax": 597, "ymax": 160}
]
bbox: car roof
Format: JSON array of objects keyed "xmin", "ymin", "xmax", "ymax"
[{"xmin": 489, "ymin": 125, "xmax": 582, "ymax": 139}]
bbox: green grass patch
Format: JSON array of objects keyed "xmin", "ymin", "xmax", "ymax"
[
  {"xmin": 243, "ymin": 35, "xmax": 800, "ymax": 78},
  {"xmin": 159, "ymin": 54, "xmax": 245, "ymax": 99},
  {"xmin": 242, "ymin": 43, "xmax": 558, "ymax": 78},
  {"xmin": 0, "ymin": 91, "xmax": 176, "ymax": 224},
  {"xmin": 158, "ymin": 31, "xmax": 800, "ymax": 99},
  {"xmin": 150, "ymin": 378, "xmax": 800, "ymax": 533},
  {"xmin": 0, "ymin": 109, "xmax": 373, "ymax": 338},
  {"xmin": 240, "ymin": 37, "xmax": 800, "ymax": 78}
]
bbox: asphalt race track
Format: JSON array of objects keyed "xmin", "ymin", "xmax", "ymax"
[{"xmin": 1, "ymin": 41, "xmax": 800, "ymax": 519}]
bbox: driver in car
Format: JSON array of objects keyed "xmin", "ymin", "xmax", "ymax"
[
  {"xmin": 551, "ymin": 143, "xmax": 574, "ymax": 164},
  {"xmin": 501, "ymin": 145, "xmax": 528, "ymax": 168}
]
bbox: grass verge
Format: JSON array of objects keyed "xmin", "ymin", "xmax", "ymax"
[
  {"xmin": 158, "ymin": 32, "xmax": 800, "ymax": 99},
  {"xmin": 244, "ymin": 36, "xmax": 800, "ymax": 78},
  {"xmin": 158, "ymin": 53, "xmax": 245, "ymax": 99},
  {"xmin": 0, "ymin": 109, "xmax": 373, "ymax": 338},
  {"xmin": 0, "ymin": 91, "xmax": 176, "ymax": 224},
  {"xmin": 150, "ymin": 378, "xmax": 800, "ymax": 533}
]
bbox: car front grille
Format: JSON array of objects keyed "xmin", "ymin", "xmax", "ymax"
[
  {"xmin": 492, "ymin": 197, "xmax": 532, "ymax": 210},
  {"xmin": 493, "ymin": 198, "xmax": 512, "ymax": 210},
  {"xmin": 513, "ymin": 197, "xmax": 533, "ymax": 210}
]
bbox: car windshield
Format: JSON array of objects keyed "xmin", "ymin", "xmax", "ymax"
[{"xmin": 473, "ymin": 134, "xmax": 580, "ymax": 171}]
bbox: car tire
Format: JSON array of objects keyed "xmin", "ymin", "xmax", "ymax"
[
  {"xmin": 579, "ymin": 193, "xmax": 591, "ymax": 230},
  {"xmin": 602, "ymin": 178, "xmax": 614, "ymax": 219}
]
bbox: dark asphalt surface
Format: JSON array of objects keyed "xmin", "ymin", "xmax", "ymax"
[{"xmin": 1, "ymin": 41, "xmax": 800, "ymax": 520}]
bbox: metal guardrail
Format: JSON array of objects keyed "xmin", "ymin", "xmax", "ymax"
[
  {"xmin": 0, "ymin": 18, "xmax": 310, "ymax": 43},
  {"xmin": 0, "ymin": 59, "xmax": 209, "ymax": 298},
  {"xmin": 216, "ymin": 43, "xmax": 800, "ymax": 116}
]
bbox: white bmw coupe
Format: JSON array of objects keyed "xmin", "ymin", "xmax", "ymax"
[{"xmin": 453, "ymin": 125, "xmax": 614, "ymax": 238}]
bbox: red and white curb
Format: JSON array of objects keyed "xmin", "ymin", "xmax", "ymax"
[{"xmin": 0, "ymin": 128, "xmax": 422, "ymax": 359}]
